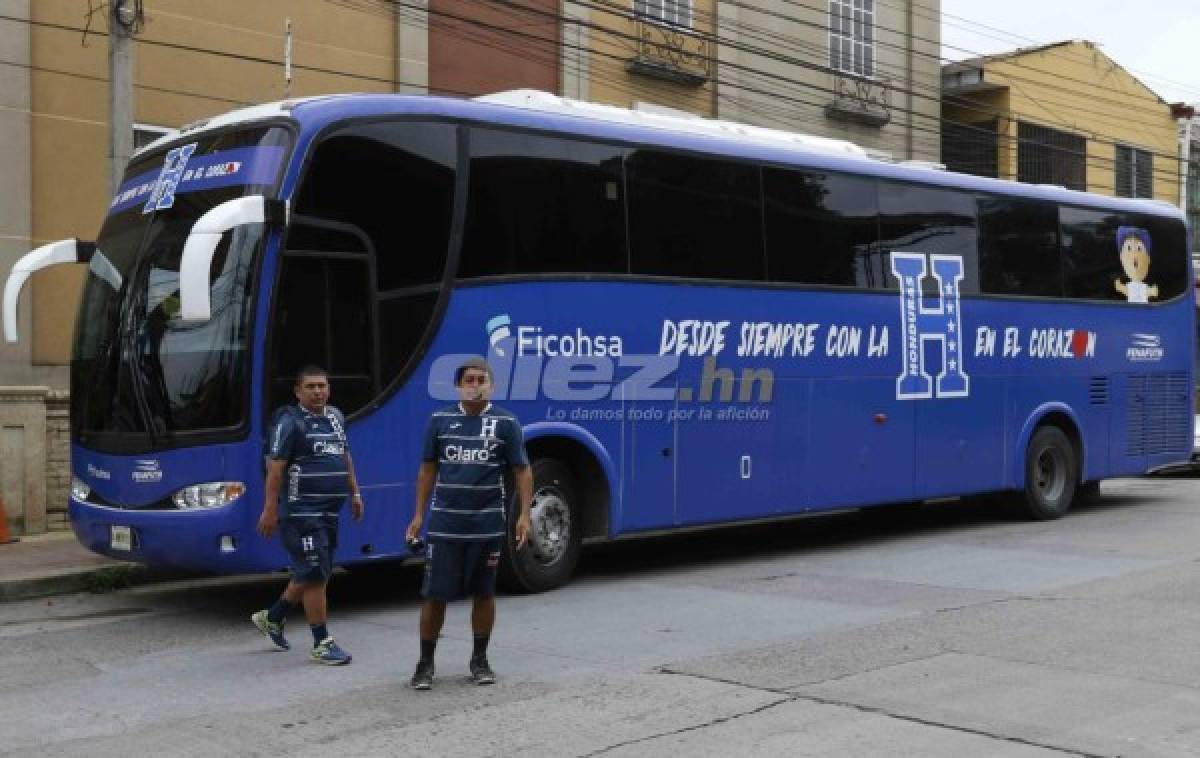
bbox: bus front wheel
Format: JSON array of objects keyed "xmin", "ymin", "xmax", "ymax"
[
  {"xmin": 1018, "ymin": 426, "xmax": 1077, "ymax": 520},
  {"xmin": 500, "ymin": 458, "xmax": 582, "ymax": 593}
]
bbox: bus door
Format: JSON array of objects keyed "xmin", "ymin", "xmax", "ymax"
[
  {"xmin": 619, "ymin": 382, "xmax": 677, "ymax": 531},
  {"xmin": 270, "ymin": 217, "xmax": 383, "ymax": 557},
  {"xmin": 674, "ymin": 360, "xmax": 779, "ymax": 524},
  {"xmin": 914, "ymin": 380, "xmax": 1006, "ymax": 497},
  {"xmin": 806, "ymin": 377, "xmax": 915, "ymax": 509}
]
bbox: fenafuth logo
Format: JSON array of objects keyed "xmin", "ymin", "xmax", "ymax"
[
  {"xmin": 1127, "ymin": 333, "xmax": 1164, "ymax": 362},
  {"xmin": 132, "ymin": 459, "xmax": 162, "ymax": 483},
  {"xmin": 87, "ymin": 463, "xmax": 111, "ymax": 480}
]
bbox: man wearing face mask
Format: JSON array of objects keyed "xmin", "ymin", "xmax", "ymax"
[
  {"xmin": 251, "ymin": 365, "xmax": 364, "ymax": 665},
  {"xmin": 406, "ymin": 356, "xmax": 532, "ymax": 690}
]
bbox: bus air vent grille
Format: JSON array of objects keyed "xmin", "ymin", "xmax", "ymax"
[
  {"xmin": 1126, "ymin": 374, "xmax": 1146, "ymax": 456},
  {"xmin": 1088, "ymin": 377, "xmax": 1109, "ymax": 405},
  {"xmin": 1126, "ymin": 372, "xmax": 1190, "ymax": 456}
]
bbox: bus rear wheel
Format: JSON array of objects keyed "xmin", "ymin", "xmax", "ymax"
[
  {"xmin": 500, "ymin": 458, "xmax": 582, "ymax": 593},
  {"xmin": 1019, "ymin": 426, "xmax": 1077, "ymax": 520}
]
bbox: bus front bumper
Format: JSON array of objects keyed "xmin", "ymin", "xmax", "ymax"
[{"xmin": 68, "ymin": 497, "xmax": 269, "ymax": 574}]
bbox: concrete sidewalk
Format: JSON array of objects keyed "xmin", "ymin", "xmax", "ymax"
[{"xmin": 0, "ymin": 531, "xmax": 154, "ymax": 601}]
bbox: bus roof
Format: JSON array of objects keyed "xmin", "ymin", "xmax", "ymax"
[{"xmin": 152, "ymin": 91, "xmax": 1185, "ymax": 222}]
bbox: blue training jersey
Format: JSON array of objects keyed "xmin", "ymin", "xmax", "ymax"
[
  {"xmin": 268, "ymin": 404, "xmax": 352, "ymax": 517},
  {"xmin": 422, "ymin": 403, "xmax": 529, "ymax": 541}
]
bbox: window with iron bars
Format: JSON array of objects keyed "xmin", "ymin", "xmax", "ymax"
[
  {"xmin": 634, "ymin": 0, "xmax": 692, "ymax": 28},
  {"xmin": 1016, "ymin": 122, "xmax": 1086, "ymax": 191},
  {"xmin": 942, "ymin": 119, "xmax": 998, "ymax": 178},
  {"xmin": 829, "ymin": 0, "xmax": 875, "ymax": 77},
  {"xmin": 1115, "ymin": 144, "xmax": 1153, "ymax": 199}
]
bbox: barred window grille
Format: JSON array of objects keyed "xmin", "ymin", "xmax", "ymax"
[
  {"xmin": 1017, "ymin": 122, "xmax": 1086, "ymax": 191},
  {"xmin": 829, "ymin": 0, "xmax": 875, "ymax": 77},
  {"xmin": 634, "ymin": 0, "xmax": 692, "ymax": 28},
  {"xmin": 1115, "ymin": 145, "xmax": 1153, "ymax": 199},
  {"xmin": 942, "ymin": 119, "xmax": 998, "ymax": 178}
]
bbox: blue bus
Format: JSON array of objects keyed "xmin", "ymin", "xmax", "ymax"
[{"xmin": 4, "ymin": 91, "xmax": 1193, "ymax": 592}]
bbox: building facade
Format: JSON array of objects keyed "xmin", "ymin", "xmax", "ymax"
[
  {"xmin": 561, "ymin": 1, "xmax": 941, "ymax": 161},
  {"xmin": 942, "ymin": 40, "xmax": 1181, "ymax": 206},
  {"xmin": 717, "ymin": 0, "xmax": 942, "ymax": 162}
]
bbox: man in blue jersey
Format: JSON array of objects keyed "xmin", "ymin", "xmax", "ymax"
[
  {"xmin": 406, "ymin": 356, "xmax": 532, "ymax": 690},
  {"xmin": 251, "ymin": 365, "xmax": 364, "ymax": 665}
]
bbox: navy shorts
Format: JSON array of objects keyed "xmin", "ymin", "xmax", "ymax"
[
  {"xmin": 279, "ymin": 516, "xmax": 338, "ymax": 584},
  {"xmin": 421, "ymin": 539, "xmax": 503, "ymax": 601}
]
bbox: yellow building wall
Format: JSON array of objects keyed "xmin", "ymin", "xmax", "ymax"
[
  {"xmin": 28, "ymin": 0, "xmax": 398, "ymax": 365},
  {"xmin": 985, "ymin": 42, "xmax": 1179, "ymax": 203},
  {"xmin": 584, "ymin": 0, "xmax": 715, "ymax": 117}
]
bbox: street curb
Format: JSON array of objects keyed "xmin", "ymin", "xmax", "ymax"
[{"xmin": 0, "ymin": 564, "xmax": 183, "ymax": 603}]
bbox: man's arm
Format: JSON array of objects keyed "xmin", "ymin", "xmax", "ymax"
[
  {"xmin": 346, "ymin": 452, "xmax": 364, "ymax": 521},
  {"xmin": 406, "ymin": 462, "xmax": 437, "ymax": 542},
  {"xmin": 512, "ymin": 464, "xmax": 533, "ymax": 549},
  {"xmin": 257, "ymin": 459, "xmax": 286, "ymax": 538}
]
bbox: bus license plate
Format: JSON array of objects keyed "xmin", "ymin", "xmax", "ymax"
[{"xmin": 110, "ymin": 526, "xmax": 132, "ymax": 551}]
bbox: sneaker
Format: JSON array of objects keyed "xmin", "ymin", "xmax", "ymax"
[
  {"xmin": 250, "ymin": 610, "xmax": 290, "ymax": 651},
  {"xmin": 411, "ymin": 660, "xmax": 435, "ymax": 690},
  {"xmin": 311, "ymin": 636, "xmax": 352, "ymax": 665},
  {"xmin": 469, "ymin": 657, "xmax": 496, "ymax": 685}
]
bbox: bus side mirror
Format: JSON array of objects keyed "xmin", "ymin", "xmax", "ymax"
[
  {"xmin": 179, "ymin": 196, "xmax": 287, "ymax": 323},
  {"xmin": 3, "ymin": 238, "xmax": 96, "ymax": 343}
]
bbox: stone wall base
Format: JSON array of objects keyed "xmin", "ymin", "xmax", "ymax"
[{"xmin": 0, "ymin": 386, "xmax": 69, "ymax": 535}]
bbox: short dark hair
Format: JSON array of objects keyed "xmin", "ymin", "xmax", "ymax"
[
  {"xmin": 294, "ymin": 364, "xmax": 329, "ymax": 386},
  {"xmin": 454, "ymin": 356, "xmax": 493, "ymax": 386}
]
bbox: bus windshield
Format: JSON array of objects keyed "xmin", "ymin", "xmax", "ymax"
[{"xmin": 72, "ymin": 125, "xmax": 291, "ymax": 452}]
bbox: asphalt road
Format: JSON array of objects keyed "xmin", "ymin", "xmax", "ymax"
[{"xmin": 4, "ymin": 475, "xmax": 1200, "ymax": 757}]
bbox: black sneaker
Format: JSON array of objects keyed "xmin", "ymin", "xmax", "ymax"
[
  {"xmin": 411, "ymin": 660, "xmax": 434, "ymax": 690},
  {"xmin": 469, "ymin": 657, "xmax": 496, "ymax": 685}
]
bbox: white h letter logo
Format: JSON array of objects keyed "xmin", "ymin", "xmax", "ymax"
[
  {"xmin": 480, "ymin": 417, "xmax": 499, "ymax": 439},
  {"xmin": 301, "ymin": 536, "xmax": 315, "ymax": 551},
  {"xmin": 891, "ymin": 252, "xmax": 969, "ymax": 400}
]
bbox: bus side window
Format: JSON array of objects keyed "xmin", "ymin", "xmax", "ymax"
[
  {"xmin": 763, "ymin": 169, "xmax": 878, "ymax": 288},
  {"xmin": 1061, "ymin": 207, "xmax": 1122, "ymax": 301},
  {"xmin": 626, "ymin": 151, "xmax": 765, "ymax": 282},
  {"xmin": 878, "ymin": 182, "xmax": 979, "ymax": 295},
  {"xmin": 460, "ymin": 129, "xmax": 627, "ymax": 277},
  {"xmin": 978, "ymin": 195, "xmax": 1063, "ymax": 297}
]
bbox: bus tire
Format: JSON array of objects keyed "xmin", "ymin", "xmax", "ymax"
[
  {"xmin": 1019, "ymin": 426, "xmax": 1077, "ymax": 520},
  {"xmin": 499, "ymin": 458, "xmax": 582, "ymax": 593}
]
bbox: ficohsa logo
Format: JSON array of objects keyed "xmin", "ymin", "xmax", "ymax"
[
  {"xmin": 486, "ymin": 314, "xmax": 623, "ymax": 358},
  {"xmin": 486, "ymin": 314, "xmax": 512, "ymax": 357},
  {"xmin": 1127, "ymin": 333, "xmax": 1164, "ymax": 362}
]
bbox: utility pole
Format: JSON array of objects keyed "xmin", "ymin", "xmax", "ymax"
[
  {"xmin": 108, "ymin": 0, "xmax": 139, "ymax": 196},
  {"xmin": 284, "ymin": 18, "xmax": 293, "ymax": 98}
]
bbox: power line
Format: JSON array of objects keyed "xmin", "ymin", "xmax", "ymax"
[
  {"xmin": 0, "ymin": 5, "xmax": 1187, "ymax": 187},
  {"xmin": 405, "ymin": 0, "xmax": 1188, "ymax": 179}
]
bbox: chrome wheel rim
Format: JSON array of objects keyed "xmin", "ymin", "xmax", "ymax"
[{"xmin": 529, "ymin": 486, "xmax": 571, "ymax": 565}]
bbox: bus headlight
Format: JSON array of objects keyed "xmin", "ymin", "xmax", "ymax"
[
  {"xmin": 172, "ymin": 482, "xmax": 245, "ymax": 510},
  {"xmin": 71, "ymin": 476, "xmax": 91, "ymax": 501}
]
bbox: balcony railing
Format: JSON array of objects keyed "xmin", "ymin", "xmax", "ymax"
[
  {"xmin": 825, "ymin": 72, "xmax": 892, "ymax": 128},
  {"xmin": 627, "ymin": 18, "xmax": 711, "ymax": 86}
]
